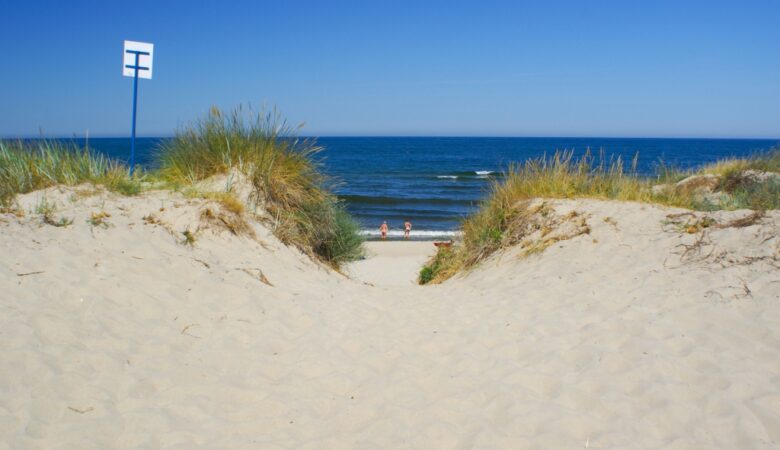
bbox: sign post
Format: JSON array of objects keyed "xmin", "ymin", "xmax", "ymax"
[{"xmin": 122, "ymin": 40, "xmax": 154, "ymax": 174}]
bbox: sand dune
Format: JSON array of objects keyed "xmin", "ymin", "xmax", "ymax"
[{"xmin": 1, "ymin": 188, "xmax": 779, "ymax": 448}]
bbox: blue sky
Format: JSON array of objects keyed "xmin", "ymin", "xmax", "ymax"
[{"xmin": 1, "ymin": 0, "xmax": 778, "ymax": 138}]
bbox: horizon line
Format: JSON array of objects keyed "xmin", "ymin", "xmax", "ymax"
[{"xmin": 2, "ymin": 134, "xmax": 779, "ymax": 141}]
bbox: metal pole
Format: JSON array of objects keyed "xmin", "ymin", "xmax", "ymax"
[{"xmin": 130, "ymin": 52, "xmax": 140, "ymax": 175}]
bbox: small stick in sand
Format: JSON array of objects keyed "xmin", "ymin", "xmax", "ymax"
[
  {"xmin": 181, "ymin": 323, "xmax": 202, "ymax": 339},
  {"xmin": 238, "ymin": 268, "xmax": 273, "ymax": 286},
  {"xmin": 193, "ymin": 258, "xmax": 211, "ymax": 269},
  {"xmin": 740, "ymin": 280, "xmax": 752, "ymax": 298},
  {"xmin": 713, "ymin": 210, "xmax": 764, "ymax": 229},
  {"xmin": 16, "ymin": 271, "xmax": 44, "ymax": 277},
  {"xmin": 68, "ymin": 406, "xmax": 94, "ymax": 414}
]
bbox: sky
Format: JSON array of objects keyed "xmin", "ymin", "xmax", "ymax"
[{"xmin": 1, "ymin": 0, "xmax": 778, "ymax": 138}]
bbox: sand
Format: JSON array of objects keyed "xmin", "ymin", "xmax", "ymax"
[
  {"xmin": 1, "ymin": 186, "xmax": 779, "ymax": 448},
  {"xmin": 347, "ymin": 241, "xmax": 436, "ymax": 287}
]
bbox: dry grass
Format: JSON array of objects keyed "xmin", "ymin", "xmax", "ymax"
[
  {"xmin": 0, "ymin": 204, "xmax": 24, "ymax": 217},
  {"xmin": 182, "ymin": 229, "xmax": 197, "ymax": 246},
  {"xmin": 420, "ymin": 152, "xmax": 639, "ymax": 283},
  {"xmin": 0, "ymin": 140, "xmax": 142, "ymax": 207},
  {"xmin": 142, "ymin": 213, "xmax": 162, "ymax": 225},
  {"xmin": 686, "ymin": 149, "xmax": 780, "ymax": 210},
  {"xmin": 43, "ymin": 214, "xmax": 73, "ymax": 228},
  {"xmin": 87, "ymin": 211, "xmax": 111, "ymax": 228},
  {"xmin": 239, "ymin": 267, "xmax": 274, "ymax": 286},
  {"xmin": 156, "ymin": 106, "xmax": 363, "ymax": 266},
  {"xmin": 700, "ymin": 149, "xmax": 780, "ymax": 177},
  {"xmin": 0, "ymin": 107, "xmax": 364, "ymax": 269},
  {"xmin": 209, "ymin": 192, "xmax": 245, "ymax": 215},
  {"xmin": 420, "ymin": 149, "xmax": 779, "ymax": 284},
  {"xmin": 200, "ymin": 206, "xmax": 253, "ymax": 237},
  {"xmin": 34, "ymin": 196, "xmax": 72, "ymax": 227},
  {"xmin": 715, "ymin": 210, "xmax": 765, "ymax": 228},
  {"xmin": 420, "ymin": 200, "xmax": 591, "ymax": 284},
  {"xmin": 664, "ymin": 213, "xmax": 717, "ymax": 234},
  {"xmin": 664, "ymin": 210, "xmax": 765, "ymax": 235}
]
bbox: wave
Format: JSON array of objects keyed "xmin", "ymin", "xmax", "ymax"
[
  {"xmin": 359, "ymin": 229, "xmax": 462, "ymax": 239},
  {"xmin": 339, "ymin": 194, "xmax": 473, "ymax": 206},
  {"xmin": 354, "ymin": 210, "xmax": 468, "ymax": 220},
  {"xmin": 433, "ymin": 170, "xmax": 499, "ymax": 180}
]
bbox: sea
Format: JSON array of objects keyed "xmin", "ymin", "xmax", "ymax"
[{"xmin": 61, "ymin": 136, "xmax": 778, "ymax": 239}]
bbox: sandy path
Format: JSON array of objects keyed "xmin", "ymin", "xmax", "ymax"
[
  {"xmin": 1, "ymin": 190, "xmax": 779, "ymax": 448},
  {"xmin": 346, "ymin": 241, "xmax": 436, "ymax": 287}
]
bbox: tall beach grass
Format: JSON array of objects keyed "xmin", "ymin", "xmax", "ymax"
[
  {"xmin": 420, "ymin": 148, "xmax": 780, "ymax": 284},
  {"xmin": 700, "ymin": 149, "xmax": 780, "ymax": 177},
  {"xmin": 0, "ymin": 107, "xmax": 364, "ymax": 267},
  {"xmin": 156, "ymin": 106, "xmax": 364, "ymax": 266},
  {"xmin": 0, "ymin": 140, "xmax": 141, "ymax": 207}
]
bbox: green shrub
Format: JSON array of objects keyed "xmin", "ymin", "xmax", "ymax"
[
  {"xmin": 726, "ymin": 179, "xmax": 780, "ymax": 210},
  {"xmin": 418, "ymin": 247, "xmax": 458, "ymax": 284},
  {"xmin": 324, "ymin": 206, "xmax": 365, "ymax": 264},
  {"xmin": 418, "ymin": 266, "xmax": 435, "ymax": 285}
]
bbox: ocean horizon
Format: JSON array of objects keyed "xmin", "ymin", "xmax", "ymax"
[{"xmin": 25, "ymin": 136, "xmax": 780, "ymax": 238}]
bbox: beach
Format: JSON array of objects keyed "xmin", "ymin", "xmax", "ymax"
[
  {"xmin": 347, "ymin": 241, "xmax": 436, "ymax": 287},
  {"xmin": 2, "ymin": 0, "xmax": 779, "ymax": 446},
  {"xmin": 1, "ymin": 186, "xmax": 779, "ymax": 448},
  {"xmin": 64, "ymin": 136, "xmax": 780, "ymax": 235}
]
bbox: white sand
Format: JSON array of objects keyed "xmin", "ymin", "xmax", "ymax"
[
  {"xmin": 1, "ymin": 187, "xmax": 779, "ymax": 448},
  {"xmin": 347, "ymin": 241, "xmax": 436, "ymax": 287}
]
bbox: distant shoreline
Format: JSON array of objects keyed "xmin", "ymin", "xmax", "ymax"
[
  {"xmin": 5, "ymin": 135, "xmax": 780, "ymax": 141},
  {"xmin": 8, "ymin": 136, "xmax": 779, "ymax": 234},
  {"xmin": 359, "ymin": 229, "xmax": 462, "ymax": 242}
]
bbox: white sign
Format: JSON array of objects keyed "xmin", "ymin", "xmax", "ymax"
[{"xmin": 123, "ymin": 40, "xmax": 154, "ymax": 79}]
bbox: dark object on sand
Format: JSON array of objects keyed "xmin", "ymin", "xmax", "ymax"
[{"xmin": 433, "ymin": 241, "xmax": 452, "ymax": 248}]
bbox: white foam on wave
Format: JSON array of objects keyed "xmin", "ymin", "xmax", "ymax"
[
  {"xmin": 475, "ymin": 170, "xmax": 494, "ymax": 175},
  {"xmin": 436, "ymin": 175, "xmax": 459, "ymax": 179},
  {"xmin": 359, "ymin": 229, "xmax": 462, "ymax": 238}
]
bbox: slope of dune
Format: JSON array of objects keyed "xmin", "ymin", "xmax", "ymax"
[{"xmin": 1, "ymin": 188, "xmax": 779, "ymax": 449}]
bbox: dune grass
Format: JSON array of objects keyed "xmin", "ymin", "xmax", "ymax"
[
  {"xmin": 694, "ymin": 149, "xmax": 780, "ymax": 211},
  {"xmin": 0, "ymin": 107, "xmax": 364, "ymax": 267},
  {"xmin": 4, "ymin": 117, "xmax": 773, "ymax": 275},
  {"xmin": 155, "ymin": 106, "xmax": 364, "ymax": 266},
  {"xmin": 0, "ymin": 140, "xmax": 142, "ymax": 208},
  {"xmin": 700, "ymin": 149, "xmax": 780, "ymax": 177},
  {"xmin": 419, "ymin": 149, "xmax": 780, "ymax": 284}
]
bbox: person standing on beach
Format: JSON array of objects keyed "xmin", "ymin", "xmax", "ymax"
[
  {"xmin": 380, "ymin": 221, "xmax": 388, "ymax": 240},
  {"xmin": 404, "ymin": 220, "xmax": 412, "ymax": 240}
]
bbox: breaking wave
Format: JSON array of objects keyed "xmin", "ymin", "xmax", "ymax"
[{"xmin": 359, "ymin": 229, "xmax": 462, "ymax": 239}]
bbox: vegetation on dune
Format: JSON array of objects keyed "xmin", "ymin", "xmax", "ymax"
[
  {"xmin": 700, "ymin": 149, "xmax": 780, "ymax": 178},
  {"xmin": 419, "ymin": 149, "xmax": 780, "ymax": 284},
  {"xmin": 0, "ymin": 140, "xmax": 141, "ymax": 207},
  {"xmin": 0, "ymin": 106, "xmax": 364, "ymax": 268},
  {"xmin": 34, "ymin": 195, "xmax": 73, "ymax": 227},
  {"xmin": 318, "ymin": 205, "xmax": 365, "ymax": 263},
  {"xmin": 155, "ymin": 106, "xmax": 364, "ymax": 266},
  {"xmin": 418, "ymin": 246, "xmax": 457, "ymax": 284},
  {"xmin": 658, "ymin": 149, "xmax": 780, "ymax": 211},
  {"xmin": 2, "ymin": 115, "xmax": 775, "ymax": 276},
  {"xmin": 711, "ymin": 151, "xmax": 780, "ymax": 210}
]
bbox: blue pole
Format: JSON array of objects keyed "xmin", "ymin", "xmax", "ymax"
[{"xmin": 129, "ymin": 52, "xmax": 140, "ymax": 175}]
